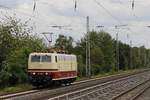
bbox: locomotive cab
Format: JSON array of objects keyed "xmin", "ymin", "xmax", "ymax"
[
  {"xmin": 28, "ymin": 53, "xmax": 58, "ymax": 70},
  {"xmin": 28, "ymin": 53, "xmax": 57, "ymax": 86}
]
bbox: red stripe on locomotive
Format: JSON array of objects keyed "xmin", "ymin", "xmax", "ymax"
[{"xmin": 28, "ymin": 69, "xmax": 77, "ymax": 80}]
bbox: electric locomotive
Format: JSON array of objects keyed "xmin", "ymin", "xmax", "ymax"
[{"xmin": 28, "ymin": 53, "xmax": 77, "ymax": 87}]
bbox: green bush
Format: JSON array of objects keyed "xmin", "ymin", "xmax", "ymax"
[{"xmin": 0, "ymin": 71, "xmax": 11, "ymax": 87}]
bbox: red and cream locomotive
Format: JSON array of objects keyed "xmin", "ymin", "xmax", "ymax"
[{"xmin": 28, "ymin": 53, "xmax": 77, "ymax": 87}]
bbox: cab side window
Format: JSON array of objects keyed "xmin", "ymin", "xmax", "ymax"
[{"xmin": 55, "ymin": 56, "xmax": 57, "ymax": 63}]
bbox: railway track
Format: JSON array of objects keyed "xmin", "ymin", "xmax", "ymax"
[
  {"xmin": 49, "ymin": 69, "xmax": 150, "ymax": 100},
  {"xmin": 133, "ymin": 84, "xmax": 150, "ymax": 100},
  {"xmin": 111, "ymin": 79, "xmax": 150, "ymax": 100},
  {"xmin": 0, "ymin": 68, "xmax": 149, "ymax": 100},
  {"xmin": 0, "ymin": 90, "xmax": 39, "ymax": 100}
]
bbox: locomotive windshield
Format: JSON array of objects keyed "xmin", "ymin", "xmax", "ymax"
[
  {"xmin": 41, "ymin": 55, "xmax": 51, "ymax": 62},
  {"xmin": 31, "ymin": 55, "xmax": 51, "ymax": 62},
  {"xmin": 31, "ymin": 55, "xmax": 40, "ymax": 62}
]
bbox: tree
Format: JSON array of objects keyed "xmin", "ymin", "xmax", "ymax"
[
  {"xmin": 74, "ymin": 31, "xmax": 116, "ymax": 76},
  {"xmin": 55, "ymin": 35, "xmax": 74, "ymax": 53},
  {"xmin": 0, "ymin": 15, "xmax": 46, "ymax": 87},
  {"xmin": 117, "ymin": 42, "xmax": 130, "ymax": 70}
]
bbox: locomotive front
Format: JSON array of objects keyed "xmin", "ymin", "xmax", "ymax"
[{"xmin": 28, "ymin": 53, "xmax": 57, "ymax": 87}]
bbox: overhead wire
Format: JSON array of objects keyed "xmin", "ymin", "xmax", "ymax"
[
  {"xmin": 93, "ymin": 0, "xmax": 122, "ymax": 25},
  {"xmin": 0, "ymin": 3, "xmax": 59, "ymax": 29},
  {"xmin": 115, "ymin": 0, "xmax": 148, "ymax": 35},
  {"xmin": 117, "ymin": 0, "xmax": 142, "ymax": 23},
  {"xmin": 93, "ymin": 0, "xmax": 141, "ymax": 31},
  {"xmin": 92, "ymin": 0, "xmax": 144, "ymax": 47},
  {"xmin": 0, "ymin": 4, "xmax": 36, "ymax": 19},
  {"xmin": 0, "ymin": 0, "xmax": 147, "ymax": 40}
]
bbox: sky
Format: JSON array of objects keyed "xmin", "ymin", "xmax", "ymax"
[{"xmin": 0, "ymin": 0, "xmax": 150, "ymax": 48}]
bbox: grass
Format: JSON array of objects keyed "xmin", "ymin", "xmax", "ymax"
[{"xmin": 0, "ymin": 84, "xmax": 34, "ymax": 96}]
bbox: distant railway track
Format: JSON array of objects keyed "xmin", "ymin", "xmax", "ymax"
[{"xmin": 0, "ymin": 68, "xmax": 150, "ymax": 100}]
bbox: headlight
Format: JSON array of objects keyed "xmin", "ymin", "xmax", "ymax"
[
  {"xmin": 45, "ymin": 72, "xmax": 48, "ymax": 75},
  {"xmin": 32, "ymin": 72, "xmax": 36, "ymax": 75}
]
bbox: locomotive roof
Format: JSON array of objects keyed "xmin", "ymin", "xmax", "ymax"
[{"xmin": 30, "ymin": 53, "xmax": 76, "ymax": 56}]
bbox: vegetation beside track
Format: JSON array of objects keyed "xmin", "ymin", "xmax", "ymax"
[
  {"xmin": 0, "ymin": 84, "xmax": 33, "ymax": 96},
  {"xmin": 76, "ymin": 67, "xmax": 146, "ymax": 81}
]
